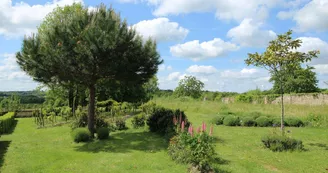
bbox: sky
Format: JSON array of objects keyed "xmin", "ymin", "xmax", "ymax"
[{"xmin": 0, "ymin": 0, "xmax": 328, "ymax": 92}]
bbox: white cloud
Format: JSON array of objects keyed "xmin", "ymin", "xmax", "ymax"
[
  {"xmin": 277, "ymin": 0, "xmax": 328, "ymax": 32},
  {"xmin": 159, "ymin": 64, "xmax": 173, "ymax": 71},
  {"xmin": 167, "ymin": 72, "xmax": 181, "ymax": 81},
  {"xmin": 220, "ymin": 68, "xmax": 260, "ymax": 79},
  {"xmin": 0, "ymin": 0, "xmax": 84, "ymax": 38},
  {"xmin": 147, "ymin": 0, "xmax": 282, "ymax": 22},
  {"xmin": 186, "ymin": 65, "xmax": 218, "ymax": 75},
  {"xmin": 297, "ymin": 37, "xmax": 328, "ymax": 65},
  {"xmin": 313, "ymin": 64, "xmax": 328, "ymax": 74},
  {"xmin": 132, "ymin": 18, "xmax": 189, "ymax": 42},
  {"xmin": 170, "ymin": 38, "xmax": 239, "ymax": 61},
  {"xmin": 227, "ymin": 18, "xmax": 277, "ymax": 47}
]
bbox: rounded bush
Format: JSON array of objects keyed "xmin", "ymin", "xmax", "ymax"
[
  {"xmin": 241, "ymin": 116, "xmax": 256, "ymax": 126},
  {"xmin": 256, "ymin": 116, "xmax": 272, "ymax": 127},
  {"xmin": 211, "ymin": 115, "xmax": 225, "ymax": 125},
  {"xmin": 272, "ymin": 118, "xmax": 286, "ymax": 127},
  {"xmin": 72, "ymin": 128, "xmax": 90, "ymax": 143},
  {"xmin": 223, "ymin": 115, "xmax": 240, "ymax": 126},
  {"xmin": 131, "ymin": 114, "xmax": 146, "ymax": 128},
  {"xmin": 285, "ymin": 118, "xmax": 304, "ymax": 127},
  {"xmin": 97, "ymin": 127, "xmax": 109, "ymax": 140},
  {"xmin": 261, "ymin": 135, "xmax": 304, "ymax": 152}
]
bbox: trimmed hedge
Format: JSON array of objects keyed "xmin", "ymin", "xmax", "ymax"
[
  {"xmin": 211, "ymin": 115, "xmax": 225, "ymax": 125},
  {"xmin": 285, "ymin": 117, "xmax": 304, "ymax": 127},
  {"xmin": 72, "ymin": 128, "xmax": 91, "ymax": 143},
  {"xmin": 223, "ymin": 115, "xmax": 240, "ymax": 126},
  {"xmin": 0, "ymin": 112, "xmax": 16, "ymax": 134},
  {"xmin": 241, "ymin": 116, "xmax": 256, "ymax": 126},
  {"xmin": 256, "ymin": 116, "xmax": 272, "ymax": 127}
]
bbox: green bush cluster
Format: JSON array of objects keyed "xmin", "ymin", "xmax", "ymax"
[
  {"xmin": 261, "ymin": 135, "xmax": 304, "ymax": 152},
  {"xmin": 168, "ymin": 132, "xmax": 217, "ymax": 172},
  {"xmin": 256, "ymin": 116, "xmax": 272, "ymax": 127},
  {"xmin": 147, "ymin": 107, "xmax": 190, "ymax": 137},
  {"xmin": 72, "ymin": 128, "xmax": 91, "ymax": 143},
  {"xmin": 0, "ymin": 112, "xmax": 16, "ymax": 134},
  {"xmin": 223, "ymin": 115, "xmax": 240, "ymax": 126},
  {"xmin": 241, "ymin": 116, "xmax": 256, "ymax": 126},
  {"xmin": 96, "ymin": 127, "xmax": 109, "ymax": 140},
  {"xmin": 212, "ymin": 111, "xmax": 306, "ymax": 128},
  {"xmin": 131, "ymin": 114, "xmax": 146, "ymax": 128},
  {"xmin": 115, "ymin": 118, "xmax": 127, "ymax": 130}
]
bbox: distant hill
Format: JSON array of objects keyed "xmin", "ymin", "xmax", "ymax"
[{"xmin": 0, "ymin": 91, "xmax": 45, "ymax": 104}]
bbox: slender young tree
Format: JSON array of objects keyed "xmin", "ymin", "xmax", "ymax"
[
  {"xmin": 245, "ymin": 30, "xmax": 319, "ymax": 134},
  {"xmin": 16, "ymin": 3, "xmax": 162, "ymax": 135}
]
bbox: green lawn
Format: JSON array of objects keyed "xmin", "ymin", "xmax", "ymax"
[{"xmin": 1, "ymin": 99, "xmax": 328, "ymax": 173}]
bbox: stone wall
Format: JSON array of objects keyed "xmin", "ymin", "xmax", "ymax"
[{"xmin": 222, "ymin": 93, "xmax": 328, "ymax": 105}]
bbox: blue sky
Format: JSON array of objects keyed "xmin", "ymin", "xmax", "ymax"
[{"xmin": 0, "ymin": 0, "xmax": 328, "ymax": 92}]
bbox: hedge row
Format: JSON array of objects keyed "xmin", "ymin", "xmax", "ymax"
[
  {"xmin": 212, "ymin": 112, "xmax": 305, "ymax": 127},
  {"xmin": 0, "ymin": 112, "xmax": 16, "ymax": 134}
]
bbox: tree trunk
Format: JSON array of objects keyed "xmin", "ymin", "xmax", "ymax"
[
  {"xmin": 280, "ymin": 82, "xmax": 285, "ymax": 136},
  {"xmin": 88, "ymin": 84, "xmax": 96, "ymax": 137},
  {"xmin": 68, "ymin": 87, "xmax": 74, "ymax": 113}
]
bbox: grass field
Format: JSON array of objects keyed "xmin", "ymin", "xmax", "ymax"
[{"xmin": 1, "ymin": 99, "xmax": 328, "ymax": 172}]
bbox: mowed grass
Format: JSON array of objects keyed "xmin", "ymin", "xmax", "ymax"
[
  {"xmin": 0, "ymin": 118, "xmax": 186, "ymax": 173},
  {"xmin": 0, "ymin": 98, "xmax": 328, "ymax": 173}
]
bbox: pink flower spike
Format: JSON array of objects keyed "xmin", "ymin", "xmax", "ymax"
[
  {"xmin": 181, "ymin": 121, "xmax": 185, "ymax": 132},
  {"xmin": 189, "ymin": 126, "xmax": 193, "ymax": 136},
  {"xmin": 209, "ymin": 125, "xmax": 213, "ymax": 136},
  {"xmin": 202, "ymin": 122, "xmax": 206, "ymax": 132}
]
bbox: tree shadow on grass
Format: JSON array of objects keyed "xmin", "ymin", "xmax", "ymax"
[
  {"xmin": 75, "ymin": 131, "xmax": 168, "ymax": 153},
  {"xmin": 309, "ymin": 143, "xmax": 328, "ymax": 150},
  {"xmin": 0, "ymin": 141, "xmax": 11, "ymax": 169}
]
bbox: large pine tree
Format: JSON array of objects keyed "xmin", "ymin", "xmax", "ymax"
[{"xmin": 16, "ymin": 3, "xmax": 162, "ymax": 135}]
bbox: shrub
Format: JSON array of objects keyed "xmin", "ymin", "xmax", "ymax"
[
  {"xmin": 97, "ymin": 127, "xmax": 109, "ymax": 140},
  {"xmin": 256, "ymin": 116, "xmax": 272, "ymax": 127},
  {"xmin": 272, "ymin": 117, "xmax": 286, "ymax": 127},
  {"xmin": 131, "ymin": 114, "xmax": 145, "ymax": 128},
  {"xmin": 168, "ymin": 123, "xmax": 217, "ymax": 172},
  {"xmin": 261, "ymin": 135, "xmax": 304, "ymax": 152},
  {"xmin": 72, "ymin": 128, "xmax": 91, "ymax": 143},
  {"xmin": 71, "ymin": 112, "xmax": 88, "ymax": 129},
  {"xmin": 211, "ymin": 115, "xmax": 225, "ymax": 125},
  {"xmin": 115, "ymin": 118, "xmax": 127, "ymax": 130},
  {"xmin": 140, "ymin": 102, "xmax": 157, "ymax": 115},
  {"xmin": 147, "ymin": 107, "xmax": 190, "ymax": 137},
  {"xmin": 305, "ymin": 113, "xmax": 327, "ymax": 127},
  {"xmin": 241, "ymin": 116, "xmax": 256, "ymax": 126},
  {"xmin": 223, "ymin": 115, "xmax": 240, "ymax": 126},
  {"xmin": 0, "ymin": 112, "xmax": 16, "ymax": 134},
  {"xmin": 285, "ymin": 117, "xmax": 304, "ymax": 127},
  {"xmin": 95, "ymin": 116, "xmax": 109, "ymax": 128}
]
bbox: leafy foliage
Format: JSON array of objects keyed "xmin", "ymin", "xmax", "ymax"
[
  {"xmin": 131, "ymin": 114, "xmax": 146, "ymax": 128},
  {"xmin": 168, "ymin": 123, "xmax": 218, "ymax": 172},
  {"xmin": 96, "ymin": 127, "xmax": 109, "ymax": 140},
  {"xmin": 174, "ymin": 76, "xmax": 204, "ymax": 99},
  {"xmin": 211, "ymin": 115, "xmax": 225, "ymax": 125},
  {"xmin": 270, "ymin": 65, "xmax": 319, "ymax": 94},
  {"xmin": 115, "ymin": 118, "xmax": 127, "ymax": 130},
  {"xmin": 245, "ymin": 30, "xmax": 319, "ymax": 133},
  {"xmin": 223, "ymin": 115, "xmax": 240, "ymax": 126},
  {"xmin": 0, "ymin": 112, "xmax": 16, "ymax": 134},
  {"xmin": 147, "ymin": 107, "xmax": 190, "ymax": 137},
  {"xmin": 16, "ymin": 3, "xmax": 162, "ymax": 134},
  {"xmin": 256, "ymin": 116, "xmax": 272, "ymax": 127},
  {"xmin": 241, "ymin": 116, "xmax": 256, "ymax": 126},
  {"xmin": 261, "ymin": 135, "xmax": 304, "ymax": 152},
  {"xmin": 72, "ymin": 128, "xmax": 91, "ymax": 143},
  {"xmin": 285, "ymin": 117, "xmax": 304, "ymax": 127}
]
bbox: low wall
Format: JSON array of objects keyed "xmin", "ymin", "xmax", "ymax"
[{"xmin": 222, "ymin": 93, "xmax": 328, "ymax": 105}]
